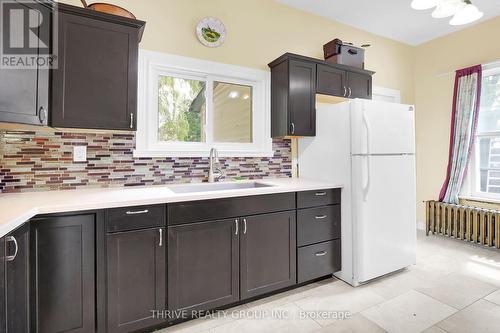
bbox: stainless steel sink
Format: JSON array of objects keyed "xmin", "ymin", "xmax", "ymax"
[{"xmin": 168, "ymin": 182, "xmax": 274, "ymax": 194}]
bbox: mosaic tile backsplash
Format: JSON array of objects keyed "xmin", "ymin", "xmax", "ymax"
[{"xmin": 0, "ymin": 130, "xmax": 292, "ymax": 193}]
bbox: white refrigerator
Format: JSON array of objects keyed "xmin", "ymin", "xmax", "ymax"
[{"xmin": 299, "ymin": 99, "xmax": 416, "ymax": 286}]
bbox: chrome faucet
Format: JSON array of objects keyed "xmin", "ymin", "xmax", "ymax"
[{"xmin": 208, "ymin": 148, "xmax": 224, "ymax": 183}]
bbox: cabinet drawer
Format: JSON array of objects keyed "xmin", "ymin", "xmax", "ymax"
[
  {"xmin": 106, "ymin": 205, "xmax": 165, "ymax": 232},
  {"xmin": 298, "ymin": 239, "xmax": 341, "ymax": 283},
  {"xmin": 297, "ymin": 205, "xmax": 340, "ymax": 246},
  {"xmin": 297, "ymin": 188, "xmax": 340, "ymax": 209},
  {"xmin": 168, "ymin": 193, "xmax": 295, "ymax": 225}
]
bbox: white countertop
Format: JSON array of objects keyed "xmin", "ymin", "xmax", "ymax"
[{"xmin": 0, "ymin": 178, "xmax": 342, "ymax": 237}]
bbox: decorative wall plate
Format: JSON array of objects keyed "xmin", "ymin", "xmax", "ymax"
[{"xmin": 196, "ymin": 17, "xmax": 226, "ymax": 48}]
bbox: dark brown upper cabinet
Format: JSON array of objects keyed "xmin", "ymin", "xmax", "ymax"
[
  {"xmin": 316, "ymin": 64, "xmax": 346, "ymax": 96},
  {"xmin": 51, "ymin": 4, "xmax": 145, "ymax": 130},
  {"xmin": 269, "ymin": 58, "xmax": 316, "ymax": 137},
  {"xmin": 0, "ymin": 2, "xmax": 145, "ymax": 130},
  {"xmin": 0, "ymin": 1, "xmax": 50, "ymax": 126},
  {"xmin": 347, "ymin": 71, "xmax": 372, "ymax": 99},
  {"xmin": 269, "ymin": 53, "xmax": 374, "ymax": 137}
]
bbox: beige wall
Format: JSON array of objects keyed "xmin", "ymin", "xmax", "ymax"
[
  {"xmin": 414, "ymin": 16, "xmax": 500, "ymax": 222},
  {"xmin": 60, "ymin": 0, "xmax": 415, "ymax": 104}
]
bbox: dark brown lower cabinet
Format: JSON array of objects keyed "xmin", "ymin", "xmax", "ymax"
[
  {"xmin": 168, "ymin": 219, "xmax": 239, "ymax": 317},
  {"xmin": 5, "ymin": 224, "xmax": 30, "ymax": 333},
  {"xmin": 107, "ymin": 228, "xmax": 166, "ymax": 333},
  {"xmin": 0, "ymin": 237, "xmax": 4, "ymax": 333},
  {"xmin": 240, "ymin": 211, "xmax": 296, "ymax": 300},
  {"xmin": 31, "ymin": 214, "xmax": 95, "ymax": 333},
  {"xmin": 298, "ymin": 239, "xmax": 341, "ymax": 284}
]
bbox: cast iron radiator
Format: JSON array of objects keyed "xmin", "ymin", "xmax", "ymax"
[{"xmin": 426, "ymin": 201, "xmax": 500, "ymax": 249}]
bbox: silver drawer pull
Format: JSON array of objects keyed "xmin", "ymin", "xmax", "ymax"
[
  {"xmin": 159, "ymin": 229, "xmax": 163, "ymax": 247},
  {"xmin": 126, "ymin": 209, "xmax": 149, "ymax": 215},
  {"xmin": 5, "ymin": 236, "xmax": 18, "ymax": 261},
  {"xmin": 315, "ymin": 215, "xmax": 328, "ymax": 219},
  {"xmin": 315, "ymin": 192, "xmax": 327, "ymax": 196},
  {"xmin": 315, "ymin": 251, "xmax": 327, "ymax": 257},
  {"xmin": 235, "ymin": 219, "xmax": 239, "ymax": 235}
]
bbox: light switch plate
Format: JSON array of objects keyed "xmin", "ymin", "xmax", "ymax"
[{"xmin": 73, "ymin": 146, "xmax": 87, "ymax": 162}]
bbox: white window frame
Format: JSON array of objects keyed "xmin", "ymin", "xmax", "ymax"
[
  {"xmin": 134, "ymin": 50, "xmax": 272, "ymax": 157},
  {"xmin": 463, "ymin": 65, "xmax": 500, "ymax": 201}
]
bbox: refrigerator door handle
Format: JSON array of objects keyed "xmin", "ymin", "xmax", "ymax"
[
  {"xmin": 362, "ymin": 108, "xmax": 371, "ymax": 155},
  {"xmin": 362, "ymin": 109, "xmax": 371, "ymax": 201},
  {"xmin": 362, "ymin": 155, "xmax": 370, "ymax": 201}
]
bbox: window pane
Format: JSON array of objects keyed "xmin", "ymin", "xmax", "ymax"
[
  {"xmin": 213, "ymin": 82, "xmax": 252, "ymax": 143},
  {"xmin": 478, "ymin": 137, "xmax": 500, "ymax": 194},
  {"xmin": 158, "ymin": 75, "xmax": 206, "ymax": 142},
  {"xmin": 478, "ymin": 73, "xmax": 500, "ymax": 133}
]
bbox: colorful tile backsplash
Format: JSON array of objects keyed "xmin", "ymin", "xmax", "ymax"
[{"xmin": 0, "ymin": 130, "xmax": 292, "ymax": 193}]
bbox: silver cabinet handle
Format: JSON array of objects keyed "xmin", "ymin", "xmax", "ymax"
[
  {"xmin": 159, "ymin": 229, "xmax": 163, "ymax": 247},
  {"xmin": 38, "ymin": 106, "xmax": 47, "ymax": 124},
  {"xmin": 5, "ymin": 236, "xmax": 18, "ymax": 261},
  {"xmin": 315, "ymin": 191, "xmax": 327, "ymax": 196},
  {"xmin": 348, "ymin": 87, "xmax": 352, "ymax": 98},
  {"xmin": 130, "ymin": 113, "xmax": 134, "ymax": 129},
  {"xmin": 315, "ymin": 251, "xmax": 327, "ymax": 257},
  {"xmin": 235, "ymin": 219, "xmax": 239, "ymax": 235},
  {"xmin": 243, "ymin": 218, "xmax": 247, "ymax": 234},
  {"xmin": 126, "ymin": 209, "xmax": 149, "ymax": 215},
  {"xmin": 290, "ymin": 122, "xmax": 295, "ymax": 135},
  {"xmin": 315, "ymin": 215, "xmax": 327, "ymax": 219},
  {"xmin": 343, "ymin": 86, "xmax": 347, "ymax": 97}
]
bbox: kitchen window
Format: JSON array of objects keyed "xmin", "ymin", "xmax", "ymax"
[
  {"xmin": 469, "ymin": 66, "xmax": 500, "ymax": 200},
  {"xmin": 134, "ymin": 50, "xmax": 272, "ymax": 157}
]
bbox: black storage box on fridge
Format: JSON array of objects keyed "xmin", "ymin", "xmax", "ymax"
[{"xmin": 323, "ymin": 38, "xmax": 365, "ymax": 69}]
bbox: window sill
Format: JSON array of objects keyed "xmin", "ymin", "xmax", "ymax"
[
  {"xmin": 459, "ymin": 195, "xmax": 500, "ymax": 205},
  {"xmin": 133, "ymin": 149, "xmax": 274, "ymax": 158}
]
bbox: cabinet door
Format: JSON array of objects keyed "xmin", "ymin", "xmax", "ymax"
[
  {"xmin": 0, "ymin": 237, "xmax": 4, "ymax": 333},
  {"xmin": 107, "ymin": 228, "xmax": 166, "ymax": 333},
  {"xmin": 51, "ymin": 12, "xmax": 138, "ymax": 130},
  {"xmin": 168, "ymin": 219, "xmax": 239, "ymax": 317},
  {"xmin": 0, "ymin": 2, "xmax": 49, "ymax": 126},
  {"xmin": 5, "ymin": 224, "xmax": 30, "ymax": 333},
  {"xmin": 347, "ymin": 71, "xmax": 372, "ymax": 99},
  {"xmin": 289, "ymin": 60, "xmax": 316, "ymax": 136},
  {"xmin": 240, "ymin": 211, "xmax": 296, "ymax": 300},
  {"xmin": 316, "ymin": 64, "xmax": 346, "ymax": 97},
  {"xmin": 31, "ymin": 214, "xmax": 95, "ymax": 333}
]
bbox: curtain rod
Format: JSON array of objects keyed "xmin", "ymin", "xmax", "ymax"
[{"xmin": 435, "ymin": 59, "xmax": 500, "ymax": 77}]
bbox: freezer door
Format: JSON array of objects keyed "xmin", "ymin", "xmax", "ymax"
[
  {"xmin": 351, "ymin": 99, "xmax": 415, "ymax": 155},
  {"xmin": 351, "ymin": 155, "xmax": 416, "ymax": 283}
]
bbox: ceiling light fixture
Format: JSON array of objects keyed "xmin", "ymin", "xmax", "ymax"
[
  {"xmin": 432, "ymin": 0, "xmax": 466, "ymax": 18},
  {"xmin": 410, "ymin": 0, "xmax": 484, "ymax": 26},
  {"xmin": 411, "ymin": 0, "xmax": 440, "ymax": 10},
  {"xmin": 450, "ymin": 3, "xmax": 484, "ymax": 25}
]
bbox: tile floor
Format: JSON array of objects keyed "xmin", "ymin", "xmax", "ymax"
[{"xmin": 156, "ymin": 232, "xmax": 500, "ymax": 333}]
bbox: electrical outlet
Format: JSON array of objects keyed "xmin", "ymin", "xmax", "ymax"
[{"xmin": 73, "ymin": 146, "xmax": 87, "ymax": 162}]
